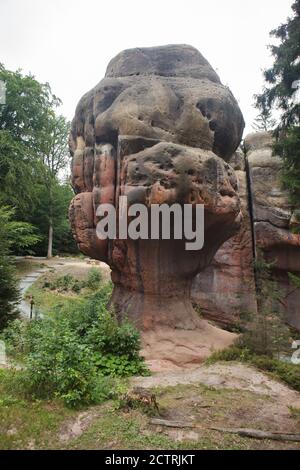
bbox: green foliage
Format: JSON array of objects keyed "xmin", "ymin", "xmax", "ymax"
[
  {"xmin": 255, "ymin": 1, "xmax": 300, "ymax": 126},
  {"xmin": 255, "ymin": 1, "xmax": 300, "ymax": 211},
  {"xmin": 208, "ymin": 345, "xmax": 300, "ymax": 392},
  {"xmin": 30, "ymin": 182, "xmax": 77, "ymax": 256},
  {"xmin": 0, "ymin": 64, "xmax": 75, "ymax": 257},
  {"xmin": 0, "ymin": 206, "xmax": 40, "ymax": 254},
  {"xmin": 274, "ymin": 126, "xmax": 300, "ymax": 215},
  {"xmin": 2, "ymin": 284, "xmax": 148, "ymax": 408},
  {"xmin": 0, "ymin": 206, "xmax": 40, "ymax": 329},
  {"xmin": 252, "ymin": 108, "xmax": 276, "ymax": 132},
  {"xmin": 23, "ymin": 321, "xmax": 98, "ymax": 407},
  {"xmin": 0, "ymin": 259, "xmax": 19, "ymax": 330},
  {"xmin": 289, "ymin": 272, "xmax": 300, "ymax": 288},
  {"xmin": 86, "ymin": 268, "xmax": 102, "ymax": 291},
  {"xmin": 42, "ymin": 269, "xmax": 104, "ymax": 294},
  {"xmin": 0, "ymin": 65, "xmax": 58, "ymax": 216},
  {"xmin": 0, "ymin": 319, "xmax": 26, "ymax": 356},
  {"xmin": 241, "ymin": 254, "xmax": 291, "ymax": 358},
  {"xmin": 206, "ymin": 346, "xmax": 252, "ymax": 364},
  {"xmin": 92, "ymin": 353, "xmax": 149, "ymax": 377}
]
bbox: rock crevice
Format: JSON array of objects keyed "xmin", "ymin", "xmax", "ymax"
[{"xmin": 192, "ymin": 131, "xmax": 300, "ymax": 332}]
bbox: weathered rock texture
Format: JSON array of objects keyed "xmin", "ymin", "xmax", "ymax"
[
  {"xmin": 192, "ymin": 131, "xmax": 300, "ymax": 332},
  {"xmin": 245, "ymin": 132, "xmax": 300, "ymax": 331},
  {"xmin": 191, "ymin": 148, "xmax": 257, "ymax": 328},
  {"xmin": 69, "ymin": 45, "xmax": 245, "ymax": 367}
]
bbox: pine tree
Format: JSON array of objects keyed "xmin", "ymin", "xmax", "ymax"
[
  {"xmin": 255, "ymin": 0, "xmax": 300, "ymax": 214},
  {"xmin": 252, "ymin": 108, "xmax": 276, "ymax": 132}
]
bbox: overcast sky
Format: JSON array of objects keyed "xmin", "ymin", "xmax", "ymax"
[{"xmin": 0, "ymin": 0, "xmax": 294, "ymax": 135}]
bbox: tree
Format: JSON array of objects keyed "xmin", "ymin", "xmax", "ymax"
[
  {"xmin": 0, "ymin": 65, "xmax": 74, "ymax": 256},
  {"xmin": 38, "ymin": 114, "xmax": 71, "ymax": 258},
  {"xmin": 0, "ymin": 64, "xmax": 60, "ymax": 219},
  {"xmin": 255, "ymin": 0, "xmax": 300, "ymax": 214},
  {"xmin": 252, "ymin": 108, "xmax": 276, "ymax": 132},
  {"xmin": 30, "ymin": 181, "xmax": 77, "ymax": 256}
]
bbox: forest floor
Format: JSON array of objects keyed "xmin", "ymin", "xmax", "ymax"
[
  {"xmin": 0, "ymin": 257, "xmax": 299, "ymax": 450},
  {"xmin": 1, "ymin": 362, "xmax": 300, "ymax": 450}
]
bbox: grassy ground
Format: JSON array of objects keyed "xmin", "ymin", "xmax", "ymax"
[
  {"xmin": 1, "ymin": 259, "xmax": 299, "ymax": 450},
  {"xmin": 1, "ymin": 368, "xmax": 299, "ymax": 450},
  {"xmin": 25, "ymin": 283, "xmax": 84, "ymax": 315},
  {"xmin": 24, "ymin": 261, "xmax": 108, "ymax": 314},
  {"xmin": 0, "ymin": 368, "xmax": 76, "ymax": 450}
]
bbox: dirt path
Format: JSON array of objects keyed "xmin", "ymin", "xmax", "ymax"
[
  {"xmin": 57, "ymin": 362, "xmax": 300, "ymax": 449},
  {"xmin": 132, "ymin": 362, "xmax": 300, "ymax": 406},
  {"xmin": 17, "ymin": 256, "xmax": 111, "ymax": 319}
]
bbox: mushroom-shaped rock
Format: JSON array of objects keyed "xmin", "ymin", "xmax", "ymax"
[{"xmin": 69, "ymin": 45, "xmax": 245, "ymax": 369}]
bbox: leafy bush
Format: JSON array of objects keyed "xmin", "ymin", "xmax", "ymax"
[
  {"xmin": 23, "ymin": 320, "xmax": 98, "ymax": 406},
  {"xmin": 206, "ymin": 346, "xmax": 251, "ymax": 364},
  {"xmin": 2, "ymin": 283, "xmax": 148, "ymax": 408},
  {"xmin": 92, "ymin": 353, "xmax": 149, "ymax": 377},
  {"xmin": 43, "ymin": 274, "xmax": 79, "ymax": 292},
  {"xmin": 86, "ymin": 267, "xmax": 102, "ymax": 291},
  {"xmin": 85, "ymin": 311, "xmax": 141, "ymax": 359},
  {"xmin": 0, "ymin": 318, "xmax": 26, "ymax": 356},
  {"xmin": 41, "ymin": 268, "xmax": 103, "ymax": 294},
  {"xmin": 56, "ymin": 274, "xmax": 74, "ymax": 291}
]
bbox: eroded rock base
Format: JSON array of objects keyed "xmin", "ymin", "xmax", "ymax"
[{"xmin": 141, "ymin": 323, "xmax": 237, "ymax": 372}]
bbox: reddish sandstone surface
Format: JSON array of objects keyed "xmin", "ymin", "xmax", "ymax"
[
  {"xmin": 192, "ymin": 132, "xmax": 300, "ymax": 332},
  {"xmin": 69, "ymin": 45, "xmax": 245, "ymax": 367},
  {"xmin": 191, "ymin": 149, "xmax": 257, "ymax": 328},
  {"xmin": 245, "ymin": 132, "xmax": 300, "ymax": 331}
]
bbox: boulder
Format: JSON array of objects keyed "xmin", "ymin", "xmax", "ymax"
[{"xmin": 69, "ymin": 45, "xmax": 245, "ymax": 367}]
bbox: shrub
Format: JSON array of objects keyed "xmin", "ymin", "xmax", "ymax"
[
  {"xmin": 86, "ymin": 267, "xmax": 102, "ymax": 291},
  {"xmin": 42, "ymin": 269, "xmax": 103, "ymax": 294},
  {"xmin": 92, "ymin": 353, "xmax": 149, "ymax": 377},
  {"xmin": 71, "ymin": 280, "xmax": 82, "ymax": 293},
  {"xmin": 23, "ymin": 320, "xmax": 97, "ymax": 406},
  {"xmin": 2, "ymin": 283, "xmax": 148, "ymax": 408},
  {"xmin": 85, "ymin": 311, "xmax": 141, "ymax": 359},
  {"xmin": 251, "ymin": 356, "xmax": 300, "ymax": 391},
  {"xmin": 206, "ymin": 346, "xmax": 251, "ymax": 364},
  {"xmin": 240, "ymin": 254, "xmax": 291, "ymax": 358},
  {"xmin": 0, "ymin": 318, "xmax": 26, "ymax": 356}
]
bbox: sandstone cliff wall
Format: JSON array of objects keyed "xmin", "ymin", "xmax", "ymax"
[{"xmin": 192, "ymin": 131, "xmax": 300, "ymax": 331}]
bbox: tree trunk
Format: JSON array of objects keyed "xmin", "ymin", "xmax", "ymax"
[{"xmin": 47, "ymin": 218, "xmax": 53, "ymax": 259}]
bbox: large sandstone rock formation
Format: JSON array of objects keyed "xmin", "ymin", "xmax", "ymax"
[
  {"xmin": 245, "ymin": 132, "xmax": 300, "ymax": 331},
  {"xmin": 69, "ymin": 45, "xmax": 245, "ymax": 368},
  {"xmin": 191, "ymin": 148, "xmax": 257, "ymax": 328},
  {"xmin": 192, "ymin": 131, "xmax": 300, "ymax": 332}
]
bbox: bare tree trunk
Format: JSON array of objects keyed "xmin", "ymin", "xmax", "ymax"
[{"xmin": 47, "ymin": 218, "xmax": 53, "ymax": 259}]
